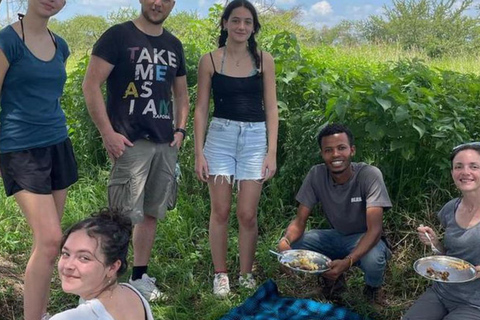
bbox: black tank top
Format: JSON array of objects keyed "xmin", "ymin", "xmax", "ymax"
[{"xmin": 210, "ymin": 51, "xmax": 265, "ymax": 122}]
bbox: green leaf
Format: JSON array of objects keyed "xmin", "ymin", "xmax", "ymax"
[
  {"xmin": 412, "ymin": 120, "xmax": 426, "ymax": 139},
  {"xmin": 432, "ymin": 132, "xmax": 447, "ymax": 138},
  {"xmin": 401, "ymin": 147, "xmax": 415, "ymax": 160},
  {"xmin": 390, "ymin": 140, "xmax": 406, "ymax": 151},
  {"xmin": 325, "ymin": 97, "xmax": 338, "ymax": 118},
  {"xmin": 335, "ymin": 100, "xmax": 347, "ymax": 120},
  {"xmin": 376, "ymin": 97, "xmax": 392, "ymax": 111},
  {"xmin": 277, "ymin": 100, "xmax": 288, "ymax": 111},
  {"xmin": 394, "ymin": 105, "xmax": 410, "ymax": 122},
  {"xmin": 365, "ymin": 122, "xmax": 385, "ymax": 140}
]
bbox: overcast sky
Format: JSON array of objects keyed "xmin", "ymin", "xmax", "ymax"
[{"xmin": 0, "ymin": 0, "xmax": 393, "ymax": 27}]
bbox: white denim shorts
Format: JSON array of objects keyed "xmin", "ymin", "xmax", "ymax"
[{"xmin": 203, "ymin": 117, "xmax": 267, "ymax": 181}]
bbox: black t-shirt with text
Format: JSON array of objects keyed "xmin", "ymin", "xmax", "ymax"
[{"xmin": 92, "ymin": 21, "xmax": 186, "ymax": 144}]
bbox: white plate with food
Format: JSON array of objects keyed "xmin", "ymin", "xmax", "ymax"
[
  {"xmin": 273, "ymin": 249, "xmax": 331, "ymax": 274},
  {"xmin": 413, "ymin": 255, "xmax": 476, "ymax": 283}
]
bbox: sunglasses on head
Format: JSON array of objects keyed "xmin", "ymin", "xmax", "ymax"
[{"xmin": 452, "ymin": 142, "xmax": 480, "ymax": 152}]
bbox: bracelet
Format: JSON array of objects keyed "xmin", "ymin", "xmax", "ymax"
[
  {"xmin": 345, "ymin": 255, "xmax": 353, "ymax": 268},
  {"xmin": 280, "ymin": 237, "xmax": 291, "ymax": 246},
  {"xmin": 174, "ymin": 128, "xmax": 187, "ymax": 139}
]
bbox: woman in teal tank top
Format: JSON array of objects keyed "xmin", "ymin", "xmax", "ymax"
[{"xmin": 0, "ymin": 1, "xmax": 77, "ymax": 319}]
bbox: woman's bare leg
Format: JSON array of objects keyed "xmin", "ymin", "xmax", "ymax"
[
  {"xmin": 236, "ymin": 180, "xmax": 263, "ymax": 274},
  {"xmin": 15, "ymin": 189, "xmax": 67, "ymax": 320},
  {"xmin": 208, "ymin": 177, "xmax": 233, "ymax": 272}
]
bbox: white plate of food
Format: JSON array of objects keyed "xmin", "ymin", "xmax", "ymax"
[
  {"xmin": 273, "ymin": 249, "xmax": 331, "ymax": 274},
  {"xmin": 413, "ymin": 255, "xmax": 476, "ymax": 283}
]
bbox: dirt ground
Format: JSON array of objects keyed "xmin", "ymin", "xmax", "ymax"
[{"xmin": 0, "ymin": 255, "xmax": 24, "ymax": 320}]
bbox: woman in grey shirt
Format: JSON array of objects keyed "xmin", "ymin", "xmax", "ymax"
[{"xmin": 404, "ymin": 143, "xmax": 480, "ymax": 319}]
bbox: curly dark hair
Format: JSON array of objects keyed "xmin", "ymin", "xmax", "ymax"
[
  {"xmin": 218, "ymin": 0, "xmax": 262, "ymax": 69},
  {"xmin": 317, "ymin": 123, "xmax": 355, "ymax": 148},
  {"xmin": 60, "ymin": 208, "xmax": 132, "ymax": 277}
]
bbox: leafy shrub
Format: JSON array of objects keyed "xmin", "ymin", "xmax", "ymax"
[
  {"xmin": 62, "ymin": 10, "xmax": 480, "ymax": 218},
  {"xmin": 62, "ymin": 55, "xmax": 107, "ymax": 171}
]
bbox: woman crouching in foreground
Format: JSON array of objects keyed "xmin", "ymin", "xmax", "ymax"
[
  {"xmin": 50, "ymin": 209, "xmax": 154, "ymax": 320},
  {"xmin": 403, "ymin": 143, "xmax": 480, "ymax": 319}
]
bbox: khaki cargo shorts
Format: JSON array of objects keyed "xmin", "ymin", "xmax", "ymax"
[{"xmin": 108, "ymin": 139, "xmax": 178, "ymax": 224}]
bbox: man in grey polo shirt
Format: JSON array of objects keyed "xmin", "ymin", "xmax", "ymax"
[{"xmin": 278, "ymin": 123, "xmax": 392, "ymax": 304}]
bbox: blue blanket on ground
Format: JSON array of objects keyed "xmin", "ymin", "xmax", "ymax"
[{"xmin": 220, "ymin": 279, "xmax": 367, "ymax": 320}]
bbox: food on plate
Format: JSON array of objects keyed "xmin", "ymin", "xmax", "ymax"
[
  {"xmin": 286, "ymin": 257, "xmax": 320, "ymax": 271},
  {"xmin": 426, "ymin": 267, "xmax": 449, "ymax": 281},
  {"xmin": 448, "ymin": 260, "xmax": 470, "ymax": 270}
]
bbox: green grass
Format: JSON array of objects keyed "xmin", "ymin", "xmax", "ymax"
[
  {"xmin": 0, "ymin": 166, "xmax": 439, "ymax": 320},
  {"xmin": 1, "ymin": 42, "xmax": 476, "ymax": 319},
  {"xmin": 307, "ymin": 43, "xmax": 480, "ymax": 75}
]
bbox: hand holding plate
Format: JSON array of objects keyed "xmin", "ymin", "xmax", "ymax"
[{"xmin": 323, "ymin": 259, "xmax": 349, "ymax": 280}]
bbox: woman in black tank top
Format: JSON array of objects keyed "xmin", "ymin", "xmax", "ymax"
[{"xmin": 194, "ymin": 0, "xmax": 279, "ymax": 298}]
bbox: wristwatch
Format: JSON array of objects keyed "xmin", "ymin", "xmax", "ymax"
[{"xmin": 174, "ymin": 128, "xmax": 187, "ymax": 139}]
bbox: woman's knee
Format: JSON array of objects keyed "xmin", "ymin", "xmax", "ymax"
[
  {"xmin": 210, "ymin": 208, "xmax": 230, "ymax": 225},
  {"xmin": 35, "ymin": 232, "xmax": 63, "ymax": 262},
  {"xmin": 236, "ymin": 210, "xmax": 257, "ymax": 229}
]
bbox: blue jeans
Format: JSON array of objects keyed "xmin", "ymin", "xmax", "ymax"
[{"xmin": 291, "ymin": 229, "xmax": 391, "ymax": 287}]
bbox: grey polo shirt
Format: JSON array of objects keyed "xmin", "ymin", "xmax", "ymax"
[{"xmin": 296, "ymin": 162, "xmax": 392, "ymax": 235}]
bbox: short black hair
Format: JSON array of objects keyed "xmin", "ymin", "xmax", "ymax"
[
  {"xmin": 61, "ymin": 208, "xmax": 132, "ymax": 277},
  {"xmin": 450, "ymin": 143, "xmax": 480, "ymax": 167},
  {"xmin": 317, "ymin": 123, "xmax": 354, "ymax": 148}
]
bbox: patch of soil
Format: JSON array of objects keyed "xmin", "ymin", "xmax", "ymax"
[{"xmin": 0, "ymin": 255, "xmax": 24, "ymax": 320}]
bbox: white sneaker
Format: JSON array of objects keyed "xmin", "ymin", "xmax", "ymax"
[
  {"xmin": 129, "ymin": 274, "xmax": 166, "ymax": 302},
  {"xmin": 239, "ymin": 273, "xmax": 256, "ymax": 289},
  {"xmin": 41, "ymin": 313, "xmax": 51, "ymax": 320},
  {"xmin": 213, "ymin": 273, "xmax": 230, "ymax": 298}
]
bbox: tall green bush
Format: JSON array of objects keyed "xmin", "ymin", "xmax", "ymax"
[
  {"xmin": 62, "ymin": 55, "xmax": 108, "ymax": 171},
  {"xmin": 60, "ymin": 9, "xmax": 480, "ymax": 223}
]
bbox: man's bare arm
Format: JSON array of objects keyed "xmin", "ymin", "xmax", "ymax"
[
  {"xmin": 82, "ymin": 55, "xmax": 133, "ymax": 160},
  {"xmin": 277, "ymin": 204, "xmax": 312, "ymax": 251},
  {"xmin": 171, "ymin": 75, "xmax": 189, "ymax": 148}
]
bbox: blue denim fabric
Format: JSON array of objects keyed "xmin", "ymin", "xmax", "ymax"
[
  {"xmin": 203, "ymin": 117, "xmax": 267, "ymax": 181},
  {"xmin": 291, "ymin": 229, "xmax": 391, "ymax": 287}
]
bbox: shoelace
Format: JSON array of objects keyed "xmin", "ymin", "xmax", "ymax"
[{"xmin": 145, "ymin": 277, "xmax": 157, "ymax": 288}]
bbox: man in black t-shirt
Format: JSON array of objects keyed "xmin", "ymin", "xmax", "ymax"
[{"xmin": 83, "ymin": 0, "xmax": 189, "ymax": 302}]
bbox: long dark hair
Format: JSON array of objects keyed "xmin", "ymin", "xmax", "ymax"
[{"xmin": 218, "ymin": 0, "xmax": 261, "ymax": 69}]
